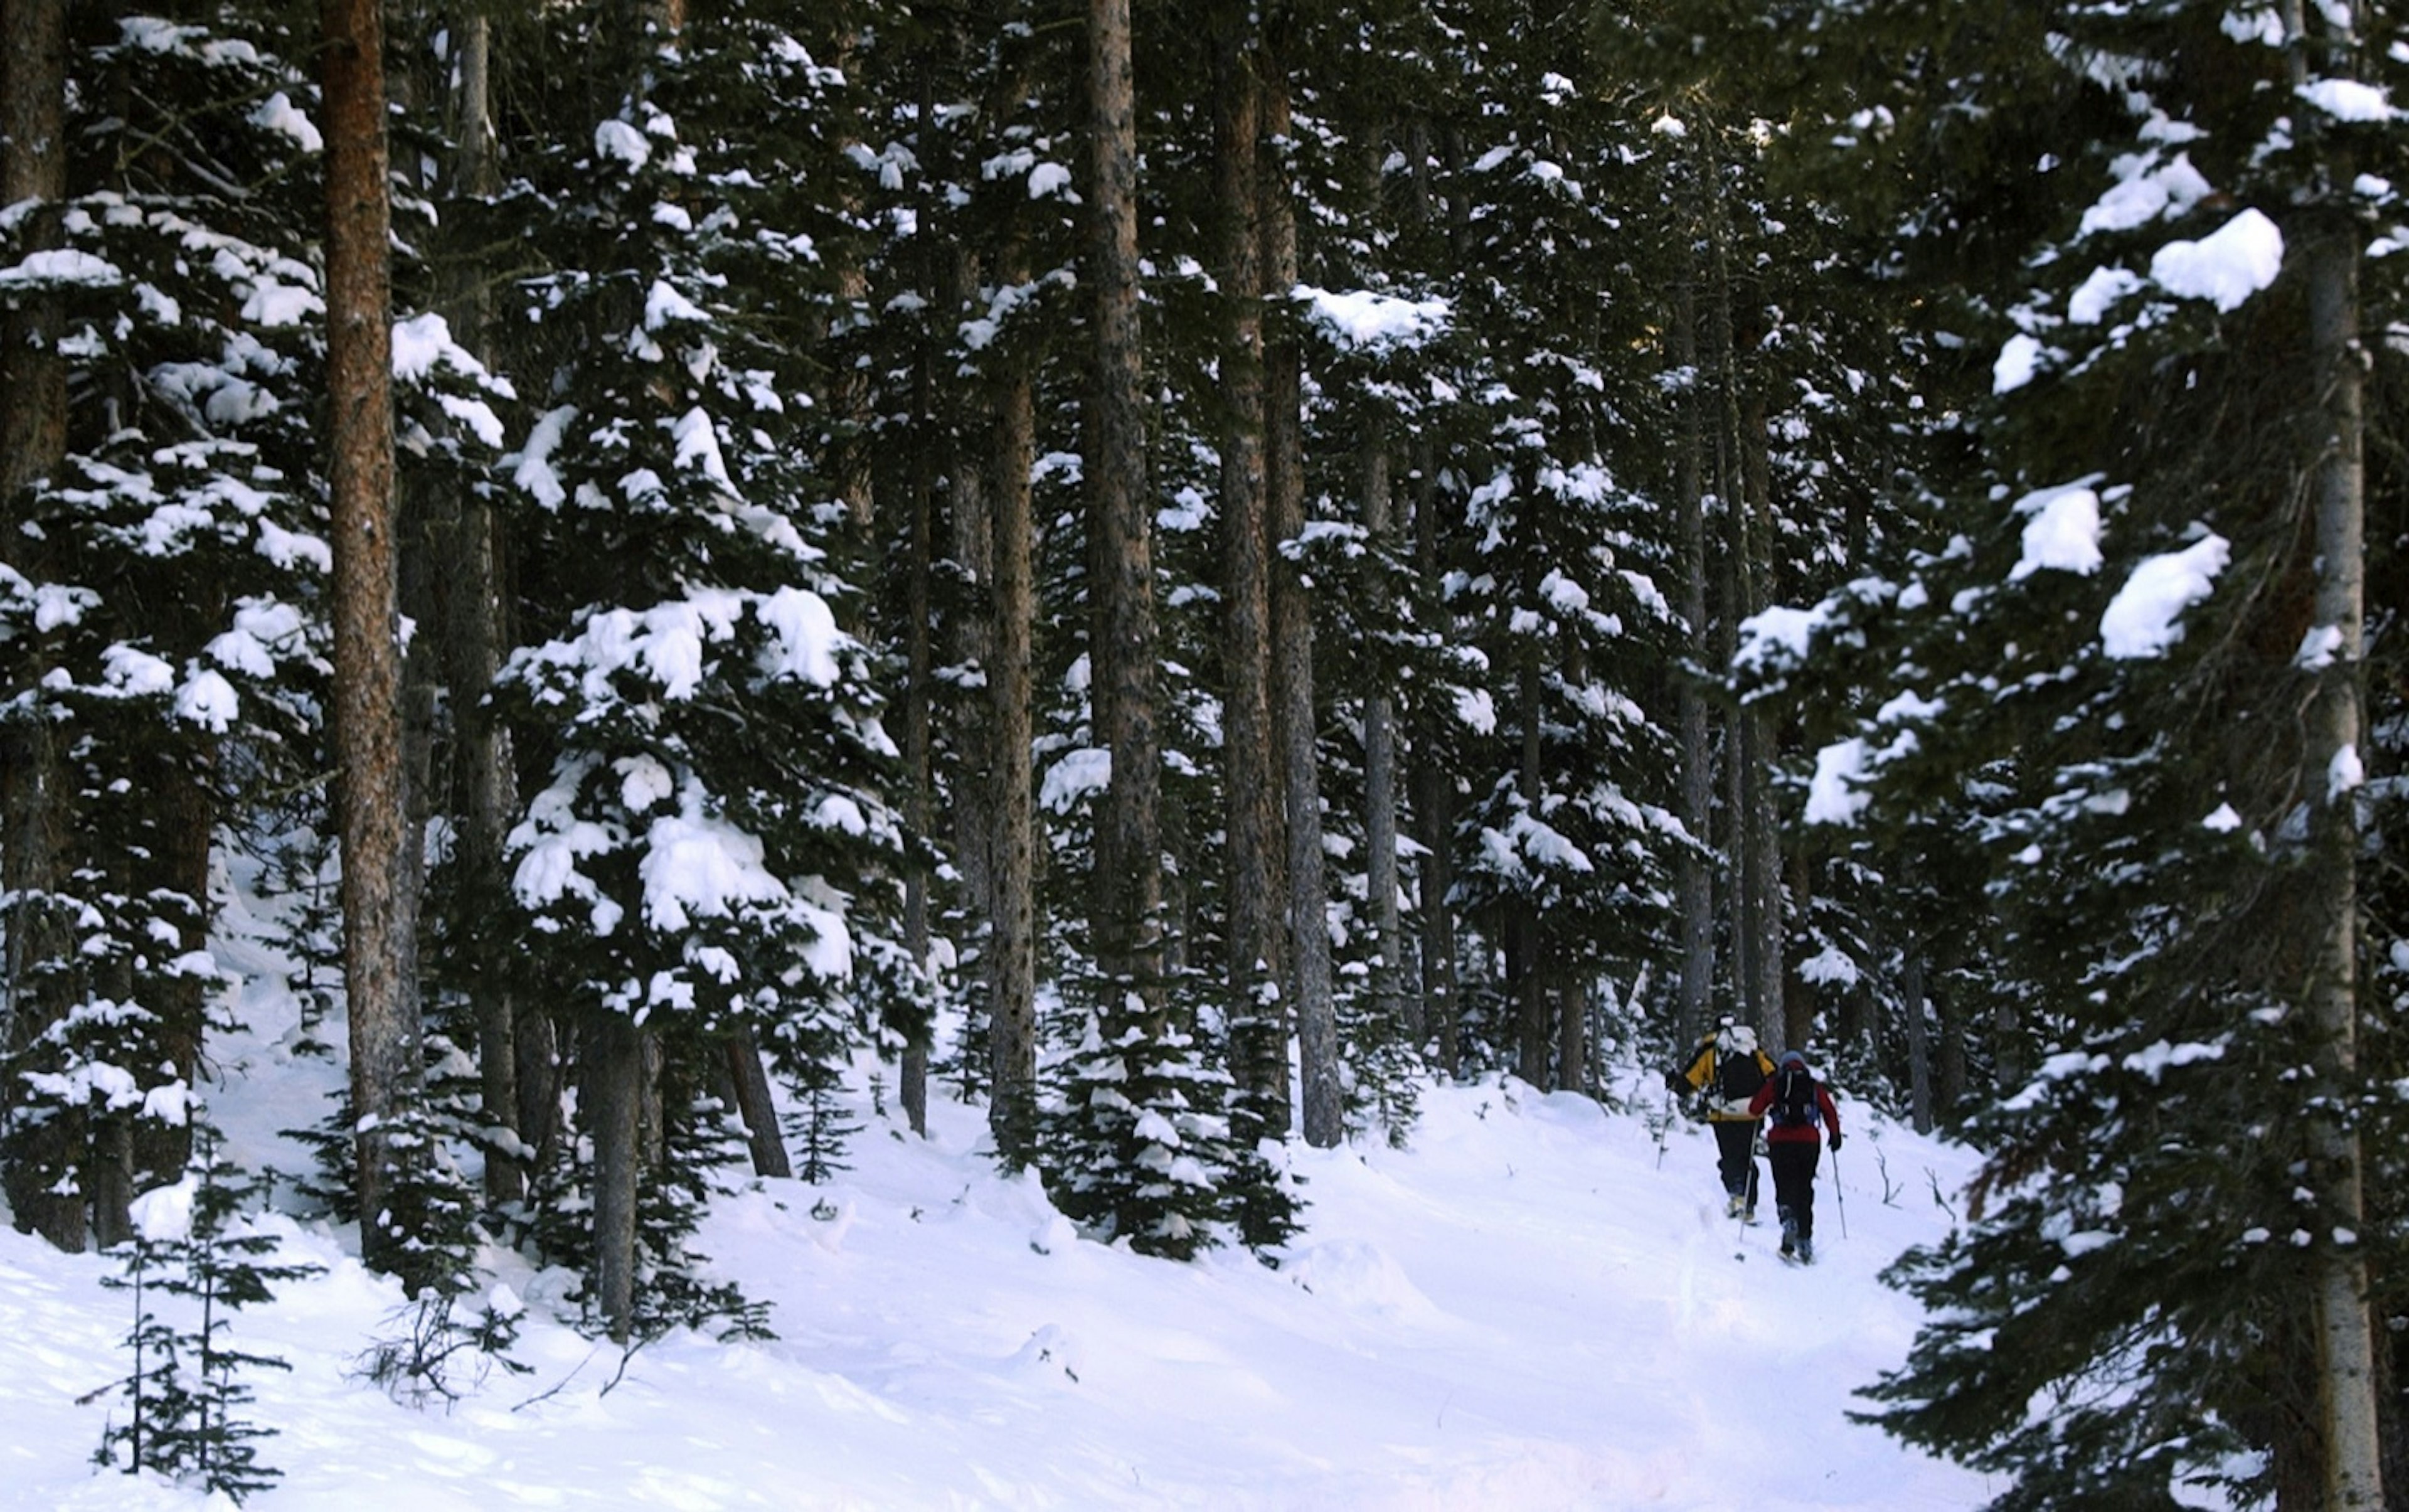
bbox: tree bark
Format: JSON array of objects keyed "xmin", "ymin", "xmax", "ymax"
[
  {"xmin": 1710, "ymin": 219, "xmax": 1782, "ymax": 1052},
  {"xmin": 0, "ymin": 0, "xmax": 82, "ymax": 1254},
  {"xmin": 323, "ymin": 0, "xmax": 418, "ymax": 1272},
  {"xmin": 584, "ymin": 1009, "xmax": 643, "ymax": 1340},
  {"xmin": 2292, "ymin": 4, "xmax": 2382, "ymax": 1491},
  {"xmin": 1738, "ymin": 390, "xmax": 1787, "ymax": 1051},
  {"xmin": 986, "ymin": 278, "xmax": 1040, "ymax": 1157},
  {"xmin": 1672, "ymin": 260, "xmax": 1717, "ymax": 1049},
  {"xmin": 1555, "ymin": 978, "xmax": 1587, "ymax": 1098},
  {"xmin": 141, "ymin": 759, "xmax": 215, "ymax": 1190},
  {"xmin": 437, "ymin": 6, "xmax": 537, "ymax": 1206},
  {"xmin": 1361, "ymin": 442, "xmax": 1407, "ymax": 1053},
  {"xmin": 1398, "ymin": 122, "xmax": 1456, "ymax": 1073},
  {"xmin": 1085, "ymin": 0, "xmax": 1164, "ymax": 1004},
  {"xmin": 1262, "ymin": 66, "xmax": 1336, "ymax": 1145},
  {"xmin": 1901, "ymin": 944, "xmax": 1933, "ymax": 1135},
  {"xmin": 722, "ymin": 1028, "xmax": 792, "ymax": 1180},
  {"xmin": 1215, "ymin": 25, "xmax": 1288, "ymax": 1141},
  {"xmin": 941, "ymin": 218, "xmax": 999, "ymax": 1113},
  {"xmin": 902, "ymin": 228, "xmax": 937, "ymax": 1139},
  {"xmin": 1410, "ymin": 439, "xmax": 1460, "ymax": 1076},
  {"xmin": 1933, "ymin": 968, "xmax": 1967, "ymax": 1113},
  {"xmin": 1514, "ymin": 657, "xmax": 1550, "ymax": 1088}
]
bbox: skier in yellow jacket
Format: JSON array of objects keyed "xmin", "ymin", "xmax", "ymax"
[{"xmin": 1664, "ymin": 1017, "xmax": 1776, "ymax": 1221}]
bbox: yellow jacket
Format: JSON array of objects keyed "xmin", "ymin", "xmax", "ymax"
[{"xmin": 1671, "ymin": 1031, "xmax": 1777, "ymax": 1123}]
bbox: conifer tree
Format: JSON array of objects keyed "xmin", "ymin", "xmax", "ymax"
[
  {"xmin": 1756, "ymin": 2, "xmax": 2408, "ymax": 1503},
  {"xmin": 92, "ymin": 1127, "xmax": 321, "ymax": 1504},
  {"xmin": 488, "ymin": 1, "xmax": 901, "ymax": 1339},
  {"xmin": 1, "ymin": 8, "xmax": 331, "ymax": 1249}
]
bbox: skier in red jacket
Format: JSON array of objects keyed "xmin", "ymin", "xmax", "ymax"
[{"xmin": 1747, "ymin": 1050, "xmax": 1843, "ymax": 1264}]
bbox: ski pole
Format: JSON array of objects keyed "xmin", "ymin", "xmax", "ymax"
[{"xmin": 1831, "ymin": 1142, "xmax": 1848, "ymax": 1240}]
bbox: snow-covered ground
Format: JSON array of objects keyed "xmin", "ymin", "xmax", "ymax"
[{"xmin": 0, "ymin": 1026, "xmax": 1994, "ymax": 1512}]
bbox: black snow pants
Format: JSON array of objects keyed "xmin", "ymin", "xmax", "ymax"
[
  {"xmin": 1768, "ymin": 1138, "xmax": 1822, "ymax": 1240},
  {"xmin": 1712, "ymin": 1121, "xmax": 1760, "ymax": 1208}
]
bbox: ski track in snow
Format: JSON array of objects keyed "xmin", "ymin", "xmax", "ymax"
[{"xmin": 0, "ymin": 981, "xmax": 1993, "ymax": 1511}]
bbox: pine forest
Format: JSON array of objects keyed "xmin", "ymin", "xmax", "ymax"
[{"xmin": 3, "ymin": 1, "xmax": 2409, "ymax": 1507}]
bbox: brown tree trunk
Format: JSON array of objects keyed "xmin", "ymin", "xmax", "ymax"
[
  {"xmin": 1361, "ymin": 442, "xmax": 1407, "ymax": 1053},
  {"xmin": 0, "ymin": 0, "xmax": 82, "ymax": 1254},
  {"xmin": 1933, "ymin": 971, "xmax": 1967, "ymax": 1114},
  {"xmin": 1710, "ymin": 222, "xmax": 1782, "ymax": 1053},
  {"xmin": 1739, "ymin": 392, "xmax": 1787, "ymax": 1051},
  {"xmin": 986, "ymin": 292, "xmax": 1040, "ymax": 1158},
  {"xmin": 1410, "ymin": 439, "xmax": 1460, "ymax": 1077},
  {"xmin": 1215, "ymin": 26, "xmax": 1287, "ymax": 1141},
  {"xmin": 140, "ymin": 760, "xmax": 215, "ymax": 1189},
  {"xmin": 942, "ymin": 220, "xmax": 999, "ymax": 1115},
  {"xmin": 1262, "ymin": 65, "xmax": 1335, "ymax": 1144},
  {"xmin": 1901, "ymin": 944, "xmax": 1933, "ymax": 1135},
  {"xmin": 1513, "ymin": 657, "xmax": 1550, "ymax": 1089},
  {"xmin": 1085, "ymin": 0, "xmax": 1164, "ymax": 1003},
  {"xmin": 584, "ymin": 1009, "xmax": 644, "ymax": 1340},
  {"xmin": 435, "ymin": 7, "xmax": 536, "ymax": 1206},
  {"xmin": 722, "ymin": 1027, "xmax": 792, "ymax": 1180},
  {"xmin": 1672, "ymin": 262, "xmax": 1716, "ymax": 1048},
  {"xmin": 2291, "ymin": 5, "xmax": 2381, "ymax": 1489},
  {"xmin": 1555, "ymin": 977, "xmax": 1587, "ymax": 1098},
  {"xmin": 323, "ymin": 0, "xmax": 418, "ymax": 1272},
  {"xmin": 901, "ymin": 258, "xmax": 937, "ymax": 1139}
]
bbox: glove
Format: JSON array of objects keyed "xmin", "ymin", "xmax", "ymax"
[
  {"xmin": 1829, "ymin": 1132, "xmax": 1844, "ymax": 1151},
  {"xmin": 1663, "ymin": 1069, "xmax": 1686, "ymax": 1094}
]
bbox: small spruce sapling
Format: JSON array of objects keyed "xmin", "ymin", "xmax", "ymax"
[
  {"xmin": 88, "ymin": 1126, "xmax": 321, "ymax": 1504},
  {"xmin": 351, "ymin": 1036, "xmax": 527, "ymax": 1406},
  {"xmin": 785, "ymin": 1058, "xmax": 863, "ymax": 1188}
]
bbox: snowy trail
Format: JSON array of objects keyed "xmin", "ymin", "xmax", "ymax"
[{"xmin": 1, "ymin": 1062, "xmax": 1992, "ymax": 1511}]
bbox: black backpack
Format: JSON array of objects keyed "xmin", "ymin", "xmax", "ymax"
[
  {"xmin": 1715, "ymin": 1043, "xmax": 1765, "ymax": 1102},
  {"xmin": 1771, "ymin": 1063, "xmax": 1818, "ymax": 1128}
]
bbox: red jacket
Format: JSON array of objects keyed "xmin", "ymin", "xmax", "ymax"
[{"xmin": 1748, "ymin": 1072, "xmax": 1841, "ymax": 1146}]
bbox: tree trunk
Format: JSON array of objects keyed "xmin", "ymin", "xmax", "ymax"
[
  {"xmin": 140, "ymin": 759, "xmax": 215, "ymax": 1190},
  {"xmin": 0, "ymin": 0, "xmax": 81, "ymax": 1254},
  {"xmin": 1710, "ymin": 223, "xmax": 1781, "ymax": 1053},
  {"xmin": 901, "ymin": 250, "xmax": 937, "ymax": 1140},
  {"xmin": 1901, "ymin": 945, "xmax": 1933, "ymax": 1135},
  {"xmin": 323, "ymin": 0, "xmax": 417, "ymax": 1272},
  {"xmin": 1361, "ymin": 442, "xmax": 1408, "ymax": 1052},
  {"xmin": 941, "ymin": 216, "xmax": 998, "ymax": 1113},
  {"xmin": 1672, "ymin": 262, "xmax": 1716, "ymax": 1049},
  {"xmin": 722, "ymin": 1028, "xmax": 791, "ymax": 1180},
  {"xmin": 986, "ymin": 289, "xmax": 1040, "ymax": 1158},
  {"xmin": 1410, "ymin": 439, "xmax": 1460, "ymax": 1076},
  {"xmin": 1215, "ymin": 24, "xmax": 1287, "ymax": 1142},
  {"xmin": 1933, "ymin": 971, "xmax": 1967, "ymax": 1114},
  {"xmin": 1398, "ymin": 122, "xmax": 1454, "ymax": 1072},
  {"xmin": 1555, "ymin": 977, "xmax": 1587, "ymax": 1098},
  {"xmin": 1085, "ymin": 0, "xmax": 1164, "ymax": 1005},
  {"xmin": 1514, "ymin": 656, "xmax": 1550, "ymax": 1088},
  {"xmin": 584, "ymin": 1009, "xmax": 643, "ymax": 1340},
  {"xmin": 1739, "ymin": 391, "xmax": 1787, "ymax": 1052},
  {"xmin": 438, "ymin": 7, "xmax": 535, "ymax": 1206},
  {"xmin": 1262, "ymin": 67, "xmax": 1336, "ymax": 1146},
  {"xmin": 2292, "ymin": 6, "xmax": 2381, "ymax": 1489}
]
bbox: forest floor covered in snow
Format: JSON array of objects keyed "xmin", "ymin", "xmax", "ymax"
[{"xmin": 0, "ymin": 967, "xmax": 1996, "ymax": 1510}]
